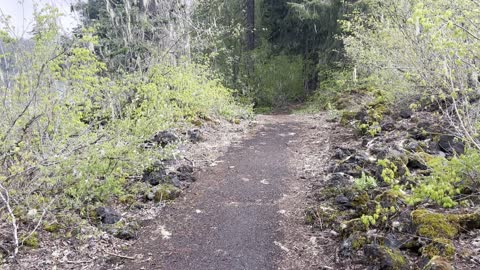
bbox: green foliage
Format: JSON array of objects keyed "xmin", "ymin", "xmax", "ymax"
[
  {"xmin": 354, "ymin": 172, "xmax": 377, "ymax": 190},
  {"xmin": 360, "ymin": 204, "xmax": 395, "ymax": 228},
  {"xmin": 21, "ymin": 232, "xmax": 40, "ymax": 248},
  {"xmin": 408, "ymin": 150, "xmax": 480, "ymax": 208},
  {"xmin": 303, "ymin": 69, "xmax": 358, "ymax": 111},
  {"xmin": 251, "ymin": 52, "xmax": 305, "ymax": 107},
  {"xmin": 359, "ymin": 122, "xmax": 381, "ymax": 137}
]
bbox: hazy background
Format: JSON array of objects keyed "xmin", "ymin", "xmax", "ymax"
[{"xmin": 0, "ymin": 0, "xmax": 80, "ymax": 37}]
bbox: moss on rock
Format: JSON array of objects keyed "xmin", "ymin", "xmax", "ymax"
[
  {"xmin": 411, "ymin": 209, "xmax": 458, "ymax": 239},
  {"xmin": 412, "ymin": 209, "xmax": 480, "ymax": 240},
  {"xmin": 375, "ymin": 190, "xmax": 402, "ymax": 209}
]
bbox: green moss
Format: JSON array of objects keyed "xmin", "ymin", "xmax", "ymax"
[
  {"xmin": 43, "ymin": 222, "xmax": 61, "ymax": 233},
  {"xmin": 411, "ymin": 209, "xmax": 458, "ymax": 239},
  {"xmin": 446, "ymin": 212, "xmax": 480, "ymax": 231},
  {"xmin": 335, "ymin": 97, "xmax": 352, "ymax": 110},
  {"xmin": 154, "ymin": 184, "xmax": 181, "ymax": 202},
  {"xmin": 191, "ymin": 119, "xmax": 203, "ymax": 127},
  {"xmin": 352, "ymin": 191, "xmax": 370, "ymax": 207},
  {"xmin": 22, "ymin": 232, "xmax": 39, "ymax": 248},
  {"xmin": 421, "ymin": 238, "xmax": 455, "ymax": 259},
  {"xmin": 365, "ymin": 244, "xmax": 408, "ymax": 270},
  {"xmin": 119, "ymin": 194, "xmax": 136, "ymax": 205},
  {"xmin": 351, "ymin": 233, "xmax": 367, "ymax": 250}
]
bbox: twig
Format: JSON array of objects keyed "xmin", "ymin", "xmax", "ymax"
[
  {"xmin": 63, "ymin": 259, "xmax": 94, "ymax": 264},
  {"xmin": 0, "ymin": 183, "xmax": 18, "ymax": 257},
  {"xmin": 103, "ymin": 249, "xmax": 136, "ymax": 260}
]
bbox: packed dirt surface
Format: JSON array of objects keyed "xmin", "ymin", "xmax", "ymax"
[{"xmin": 105, "ymin": 114, "xmax": 336, "ymax": 270}]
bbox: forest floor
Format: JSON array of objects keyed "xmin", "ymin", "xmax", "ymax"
[{"xmin": 102, "ymin": 113, "xmax": 340, "ymax": 270}]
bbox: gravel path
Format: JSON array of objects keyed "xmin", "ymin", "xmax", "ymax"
[{"xmin": 117, "ymin": 114, "xmax": 331, "ymax": 270}]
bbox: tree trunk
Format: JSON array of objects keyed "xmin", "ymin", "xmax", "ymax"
[{"xmin": 246, "ymin": 0, "xmax": 255, "ymax": 51}]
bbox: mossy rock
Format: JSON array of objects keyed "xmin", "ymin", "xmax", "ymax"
[
  {"xmin": 411, "ymin": 209, "xmax": 458, "ymax": 239},
  {"xmin": 351, "ymin": 190, "xmax": 370, "ymax": 208},
  {"xmin": 305, "ymin": 208, "xmax": 316, "ymax": 225},
  {"xmin": 344, "ymin": 189, "xmax": 379, "ymax": 216},
  {"xmin": 230, "ymin": 118, "xmax": 241, "ymax": 125},
  {"xmin": 106, "ymin": 220, "xmax": 140, "ymax": 240},
  {"xmin": 364, "ymin": 244, "xmax": 408, "ymax": 270},
  {"xmin": 422, "ymin": 256, "xmax": 454, "ymax": 270},
  {"xmin": 340, "ymin": 231, "xmax": 368, "ymax": 257},
  {"xmin": 421, "ymin": 238, "xmax": 455, "ymax": 259},
  {"xmin": 154, "ymin": 184, "xmax": 181, "ymax": 202},
  {"xmin": 412, "ymin": 209, "xmax": 480, "ymax": 239},
  {"xmin": 315, "ymin": 186, "xmax": 345, "ymax": 201}
]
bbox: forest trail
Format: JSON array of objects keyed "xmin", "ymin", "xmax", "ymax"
[{"xmin": 117, "ymin": 114, "xmax": 332, "ymax": 270}]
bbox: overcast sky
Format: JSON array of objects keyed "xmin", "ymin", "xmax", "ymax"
[{"xmin": 0, "ymin": 0, "xmax": 81, "ymax": 37}]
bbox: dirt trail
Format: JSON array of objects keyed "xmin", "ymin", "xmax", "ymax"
[{"xmin": 115, "ymin": 114, "xmax": 332, "ymax": 270}]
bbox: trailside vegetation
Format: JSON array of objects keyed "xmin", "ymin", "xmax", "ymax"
[{"xmin": 0, "ymin": 4, "xmax": 249, "ymax": 259}]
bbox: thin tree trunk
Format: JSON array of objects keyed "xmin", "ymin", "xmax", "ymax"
[{"xmin": 246, "ymin": 0, "xmax": 255, "ymax": 51}]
